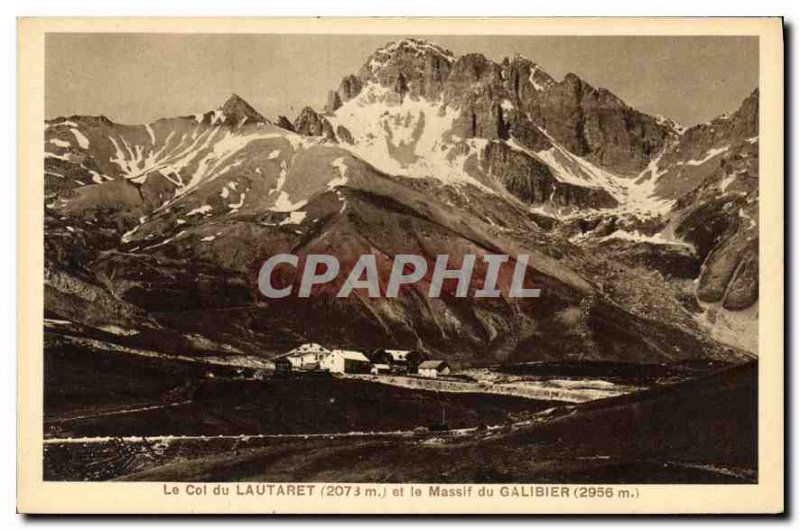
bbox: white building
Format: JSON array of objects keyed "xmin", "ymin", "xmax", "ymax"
[
  {"xmin": 370, "ymin": 363, "xmax": 391, "ymax": 375},
  {"xmin": 283, "ymin": 342, "xmax": 331, "ymax": 370},
  {"xmin": 320, "ymin": 349, "xmax": 371, "ymax": 374},
  {"xmin": 417, "ymin": 360, "xmax": 450, "ymax": 379}
]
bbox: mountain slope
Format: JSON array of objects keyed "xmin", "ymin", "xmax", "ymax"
[{"xmin": 42, "ymin": 38, "xmax": 758, "ymax": 364}]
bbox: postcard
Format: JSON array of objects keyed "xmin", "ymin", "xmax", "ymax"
[{"xmin": 17, "ymin": 17, "xmax": 784, "ymax": 514}]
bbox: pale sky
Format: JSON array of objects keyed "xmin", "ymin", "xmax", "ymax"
[{"xmin": 45, "ymin": 34, "xmax": 758, "ymax": 127}]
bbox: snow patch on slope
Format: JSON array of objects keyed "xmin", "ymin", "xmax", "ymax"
[
  {"xmin": 600, "ymin": 229, "xmax": 694, "ymax": 249},
  {"xmin": 617, "ymin": 146, "xmax": 677, "ymax": 217},
  {"xmin": 145, "ymin": 124, "xmax": 157, "ymax": 145},
  {"xmin": 95, "ymin": 118, "xmax": 302, "ymax": 196},
  {"xmin": 49, "ymin": 138, "xmax": 70, "ymax": 148},
  {"xmin": 186, "ymin": 205, "xmax": 213, "ymax": 216},
  {"xmin": 685, "ymin": 145, "xmax": 730, "ymax": 166},
  {"xmin": 279, "ymin": 211, "xmax": 307, "ymax": 225},
  {"xmin": 271, "ymin": 193, "xmax": 307, "ymax": 213},
  {"xmin": 329, "ymin": 82, "xmax": 492, "ymax": 192},
  {"xmin": 328, "ymin": 157, "xmax": 349, "ymax": 189},
  {"xmin": 508, "ymin": 132, "xmax": 626, "ymax": 198}
]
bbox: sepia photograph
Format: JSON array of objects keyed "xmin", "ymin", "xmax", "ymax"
[{"xmin": 16, "ymin": 16, "xmax": 784, "ymax": 514}]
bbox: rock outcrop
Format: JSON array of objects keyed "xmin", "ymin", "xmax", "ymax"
[
  {"xmin": 293, "ymin": 107, "xmax": 337, "ymax": 141},
  {"xmin": 276, "ymin": 115, "xmax": 295, "ymax": 132},
  {"xmin": 521, "ymin": 74, "xmax": 672, "ymax": 175},
  {"xmin": 480, "ymin": 141, "xmax": 618, "ymax": 209},
  {"xmin": 195, "ymin": 94, "xmax": 268, "ymax": 127}
]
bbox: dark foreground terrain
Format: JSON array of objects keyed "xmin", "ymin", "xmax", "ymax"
[
  {"xmin": 45, "ymin": 341, "xmax": 552, "ymax": 440},
  {"xmin": 44, "ymin": 339, "xmax": 757, "ymax": 483}
]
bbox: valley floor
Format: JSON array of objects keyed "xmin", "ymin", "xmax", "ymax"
[{"xmin": 42, "ymin": 329, "xmax": 758, "ymax": 483}]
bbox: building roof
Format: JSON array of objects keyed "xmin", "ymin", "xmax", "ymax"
[
  {"xmin": 292, "ymin": 342, "xmax": 329, "ymax": 353},
  {"xmin": 384, "ymin": 349, "xmax": 409, "ymax": 361},
  {"xmin": 331, "ymin": 349, "xmax": 370, "ymax": 362},
  {"xmin": 418, "ymin": 360, "xmax": 448, "ymax": 370},
  {"xmin": 282, "ymin": 342, "xmax": 330, "ymax": 358}
]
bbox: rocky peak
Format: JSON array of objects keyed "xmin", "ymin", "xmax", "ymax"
[
  {"xmin": 221, "ymin": 93, "xmax": 257, "ymax": 115},
  {"xmin": 52, "ymin": 115, "xmax": 115, "ymax": 127},
  {"xmin": 444, "ymin": 53, "xmax": 503, "ymax": 99},
  {"xmin": 196, "ymin": 94, "xmax": 267, "ymax": 127},
  {"xmin": 366, "ymin": 38, "xmax": 455, "ymax": 75},
  {"xmin": 353, "ymin": 38, "xmax": 456, "ymax": 100},
  {"xmin": 657, "ymin": 87, "xmax": 759, "ymax": 176},
  {"xmin": 293, "ymin": 107, "xmax": 336, "ymax": 141},
  {"xmin": 333, "ymin": 39, "xmax": 558, "ymax": 109},
  {"xmin": 729, "ymin": 88, "xmax": 759, "ymax": 138},
  {"xmin": 219, "ymin": 93, "xmax": 267, "ymax": 124},
  {"xmin": 338, "ymin": 74, "xmax": 364, "ymax": 100},
  {"xmin": 324, "ymin": 75, "xmax": 365, "ymax": 113},
  {"xmin": 521, "ymin": 72, "xmax": 673, "ymax": 174},
  {"xmin": 562, "ymin": 72, "xmax": 585, "ymax": 87},
  {"xmin": 324, "ymin": 38, "xmax": 680, "ymax": 176},
  {"xmin": 501, "ymin": 55, "xmax": 556, "ymax": 101}
]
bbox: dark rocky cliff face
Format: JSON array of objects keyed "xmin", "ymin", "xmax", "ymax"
[
  {"xmin": 501, "ymin": 55, "xmax": 556, "ymax": 103},
  {"xmin": 276, "ymin": 115, "xmax": 295, "ymax": 132},
  {"xmin": 657, "ymin": 89, "xmax": 760, "ymax": 312},
  {"xmin": 479, "ymin": 141, "xmax": 618, "ymax": 209},
  {"xmin": 672, "ymin": 142, "xmax": 759, "ymax": 311},
  {"xmin": 218, "ymin": 94, "xmax": 268, "ymax": 125},
  {"xmin": 521, "ymin": 74, "xmax": 672, "ymax": 175},
  {"xmin": 662, "ymin": 88, "xmax": 758, "ymax": 170},
  {"xmin": 450, "ymin": 94, "xmax": 509, "ymax": 140}
]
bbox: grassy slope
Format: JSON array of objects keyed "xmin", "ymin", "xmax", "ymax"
[
  {"xmin": 45, "ymin": 339, "xmax": 554, "ymax": 438},
  {"xmin": 114, "ymin": 362, "xmax": 757, "ymax": 484}
]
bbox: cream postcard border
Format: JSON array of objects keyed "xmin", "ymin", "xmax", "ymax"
[{"xmin": 17, "ymin": 17, "xmax": 784, "ymax": 514}]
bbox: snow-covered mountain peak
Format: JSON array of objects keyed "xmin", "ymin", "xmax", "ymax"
[{"xmin": 368, "ymin": 37, "xmax": 455, "ymax": 72}]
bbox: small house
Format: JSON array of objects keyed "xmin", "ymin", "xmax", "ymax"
[
  {"xmin": 370, "ymin": 349, "xmax": 409, "ymax": 373},
  {"xmin": 283, "ymin": 343, "xmax": 331, "ymax": 370},
  {"xmin": 405, "ymin": 350, "xmax": 430, "ymax": 373},
  {"xmin": 274, "ymin": 357, "xmax": 293, "ymax": 375},
  {"xmin": 370, "ymin": 363, "xmax": 391, "ymax": 375},
  {"xmin": 385, "ymin": 349, "xmax": 409, "ymax": 363},
  {"xmin": 321, "ymin": 349, "xmax": 371, "ymax": 374},
  {"xmin": 418, "ymin": 360, "xmax": 450, "ymax": 379},
  {"xmin": 371, "ymin": 348, "xmax": 429, "ymax": 374}
]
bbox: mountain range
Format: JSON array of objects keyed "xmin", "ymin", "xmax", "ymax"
[{"xmin": 44, "ymin": 38, "xmax": 759, "ymax": 366}]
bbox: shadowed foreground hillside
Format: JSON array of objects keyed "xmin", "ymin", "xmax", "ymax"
[{"xmin": 112, "ymin": 362, "xmax": 756, "ymax": 484}]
